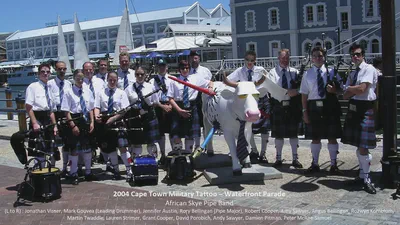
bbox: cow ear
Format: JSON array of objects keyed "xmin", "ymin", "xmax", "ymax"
[{"xmin": 220, "ymin": 88, "xmax": 234, "ymax": 99}]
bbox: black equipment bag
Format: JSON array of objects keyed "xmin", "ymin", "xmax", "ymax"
[{"xmin": 166, "ymin": 150, "xmax": 195, "ymax": 180}]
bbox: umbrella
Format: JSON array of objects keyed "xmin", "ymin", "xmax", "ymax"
[
  {"xmin": 146, "ymin": 52, "xmax": 167, "ymax": 58},
  {"xmin": 130, "ymin": 54, "xmax": 143, "ymax": 59}
]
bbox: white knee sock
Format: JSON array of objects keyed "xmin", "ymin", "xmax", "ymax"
[
  {"xmin": 185, "ymin": 139, "xmax": 194, "ymax": 153},
  {"xmin": 310, "ymin": 143, "xmax": 322, "ymax": 165},
  {"xmin": 327, "ymin": 143, "xmax": 339, "ymax": 166},
  {"xmin": 360, "ymin": 153, "xmax": 372, "ymax": 184},
  {"xmin": 250, "ymin": 134, "xmax": 258, "ymax": 154},
  {"xmin": 62, "ymin": 151, "xmax": 69, "ymax": 170},
  {"xmin": 109, "ymin": 151, "xmax": 119, "ymax": 172},
  {"xmin": 289, "ymin": 138, "xmax": 299, "ymax": 160},
  {"xmin": 69, "ymin": 155, "xmax": 78, "ymax": 175},
  {"xmin": 261, "ymin": 133, "xmax": 269, "ymax": 155},
  {"xmin": 83, "ymin": 152, "xmax": 92, "ymax": 175},
  {"xmin": 147, "ymin": 144, "xmax": 157, "ymax": 156},
  {"xmin": 158, "ymin": 136, "xmax": 166, "ymax": 156},
  {"xmin": 356, "ymin": 149, "xmax": 364, "ymax": 179},
  {"xmin": 120, "ymin": 152, "xmax": 131, "ymax": 174},
  {"xmin": 275, "ymin": 139, "xmax": 284, "ymax": 161}
]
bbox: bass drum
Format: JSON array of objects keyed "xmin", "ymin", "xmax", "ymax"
[{"xmin": 29, "ymin": 167, "xmax": 62, "ymax": 201}]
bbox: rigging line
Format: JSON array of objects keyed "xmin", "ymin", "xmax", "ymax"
[
  {"xmin": 330, "ymin": 14, "xmax": 400, "ymax": 55},
  {"xmin": 130, "ymin": 0, "xmax": 146, "ymax": 46},
  {"xmin": 329, "ymin": 11, "xmax": 400, "ymax": 51}
]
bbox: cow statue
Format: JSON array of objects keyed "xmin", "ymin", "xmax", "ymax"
[{"xmin": 202, "ymin": 81, "xmax": 260, "ymax": 175}]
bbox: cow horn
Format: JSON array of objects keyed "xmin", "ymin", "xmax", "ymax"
[{"xmin": 223, "ymin": 71, "xmax": 238, "ymax": 88}]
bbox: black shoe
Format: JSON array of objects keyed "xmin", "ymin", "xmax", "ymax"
[
  {"xmin": 77, "ymin": 168, "xmax": 84, "ymax": 177},
  {"xmin": 233, "ymin": 169, "xmax": 242, "ymax": 176},
  {"xmin": 348, "ymin": 177, "xmax": 364, "ymax": 186},
  {"xmin": 113, "ymin": 173, "xmax": 122, "ymax": 180},
  {"xmin": 60, "ymin": 170, "xmax": 68, "ymax": 178},
  {"xmin": 363, "ymin": 182, "xmax": 377, "ymax": 194},
  {"xmin": 105, "ymin": 164, "xmax": 114, "ymax": 173},
  {"xmin": 273, "ymin": 160, "xmax": 283, "ymax": 168},
  {"xmin": 97, "ymin": 154, "xmax": 105, "ymax": 164},
  {"xmin": 243, "ymin": 162, "xmax": 252, "ymax": 168},
  {"xmin": 329, "ymin": 165, "xmax": 341, "ymax": 174},
  {"xmin": 70, "ymin": 174, "xmax": 79, "ymax": 185},
  {"xmin": 84, "ymin": 173, "xmax": 98, "ymax": 181},
  {"xmin": 292, "ymin": 160, "xmax": 303, "ymax": 169},
  {"xmin": 250, "ymin": 152, "xmax": 259, "ymax": 164},
  {"xmin": 207, "ymin": 151, "xmax": 214, "ymax": 157},
  {"xmin": 305, "ymin": 164, "xmax": 320, "ymax": 173},
  {"xmin": 258, "ymin": 155, "xmax": 268, "ymax": 164}
]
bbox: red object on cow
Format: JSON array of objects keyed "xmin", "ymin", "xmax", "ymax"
[
  {"xmin": 260, "ymin": 110, "xmax": 270, "ymax": 118},
  {"xmin": 168, "ymin": 75, "xmax": 216, "ymax": 96}
]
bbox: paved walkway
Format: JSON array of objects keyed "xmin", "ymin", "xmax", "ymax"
[{"xmin": 0, "ymin": 118, "xmax": 399, "ymax": 225}]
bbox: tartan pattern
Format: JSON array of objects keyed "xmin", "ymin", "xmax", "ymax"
[
  {"xmin": 252, "ymin": 96, "xmax": 271, "ymax": 134},
  {"xmin": 65, "ymin": 114, "xmax": 92, "ymax": 154},
  {"xmin": 271, "ymin": 103, "xmax": 299, "ymax": 138},
  {"xmin": 304, "ymin": 100, "xmax": 342, "ymax": 140},
  {"xmin": 342, "ymin": 108, "xmax": 376, "ymax": 149},
  {"xmin": 170, "ymin": 101, "xmax": 200, "ymax": 139},
  {"xmin": 95, "ymin": 114, "xmax": 129, "ymax": 153}
]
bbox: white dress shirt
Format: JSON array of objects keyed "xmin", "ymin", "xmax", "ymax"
[
  {"xmin": 149, "ymin": 74, "xmax": 172, "ymax": 102},
  {"xmin": 190, "ymin": 65, "xmax": 212, "ymax": 80},
  {"xmin": 300, "ymin": 65, "xmax": 337, "ymax": 100},
  {"xmin": 346, "ymin": 61, "xmax": 378, "ymax": 101},
  {"xmin": 268, "ymin": 65, "xmax": 299, "ymax": 101},
  {"xmin": 47, "ymin": 76, "xmax": 72, "ymax": 110},
  {"xmin": 83, "ymin": 77, "xmax": 105, "ymax": 98},
  {"xmin": 116, "ymin": 68, "xmax": 136, "ymax": 90},
  {"xmin": 125, "ymin": 81, "xmax": 159, "ymax": 109},
  {"xmin": 167, "ymin": 75, "xmax": 209, "ymax": 101},
  {"xmin": 95, "ymin": 72, "xmax": 108, "ymax": 83},
  {"xmin": 95, "ymin": 87, "xmax": 129, "ymax": 112},
  {"xmin": 61, "ymin": 85, "xmax": 95, "ymax": 114},
  {"xmin": 25, "ymin": 80, "xmax": 56, "ymax": 111},
  {"xmin": 227, "ymin": 65, "xmax": 266, "ymax": 82}
]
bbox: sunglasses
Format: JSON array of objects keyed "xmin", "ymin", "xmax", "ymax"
[
  {"xmin": 351, "ymin": 52, "xmax": 363, "ymax": 57},
  {"xmin": 57, "ymin": 68, "xmax": 67, "ymax": 71},
  {"xmin": 181, "ymin": 67, "xmax": 190, "ymax": 70},
  {"xmin": 40, "ymin": 70, "xmax": 50, "ymax": 74},
  {"xmin": 245, "ymin": 59, "xmax": 256, "ymax": 62},
  {"xmin": 136, "ymin": 73, "xmax": 145, "ymax": 76}
]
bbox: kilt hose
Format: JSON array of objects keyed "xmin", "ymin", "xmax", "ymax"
[
  {"xmin": 95, "ymin": 113, "xmax": 129, "ymax": 154},
  {"xmin": 125, "ymin": 107, "xmax": 160, "ymax": 145},
  {"xmin": 252, "ymin": 96, "xmax": 271, "ymax": 134},
  {"xmin": 270, "ymin": 100, "xmax": 300, "ymax": 138},
  {"xmin": 170, "ymin": 101, "xmax": 200, "ymax": 139},
  {"xmin": 341, "ymin": 100, "xmax": 376, "ymax": 149},
  {"xmin": 305, "ymin": 100, "xmax": 342, "ymax": 140},
  {"xmin": 155, "ymin": 102, "xmax": 173, "ymax": 135}
]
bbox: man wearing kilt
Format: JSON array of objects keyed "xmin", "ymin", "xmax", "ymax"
[
  {"xmin": 300, "ymin": 47, "xmax": 342, "ymax": 174},
  {"xmin": 342, "ymin": 44, "xmax": 379, "ymax": 194},
  {"xmin": 94, "ymin": 72, "xmax": 131, "ymax": 181},
  {"xmin": 61, "ymin": 70, "xmax": 97, "ymax": 185},
  {"xmin": 268, "ymin": 49, "xmax": 303, "ymax": 168},
  {"xmin": 150, "ymin": 59, "xmax": 173, "ymax": 165},
  {"xmin": 25, "ymin": 64, "xmax": 58, "ymax": 168},
  {"xmin": 227, "ymin": 50, "xmax": 269, "ymax": 163},
  {"xmin": 48, "ymin": 61, "xmax": 72, "ymax": 175},
  {"xmin": 125, "ymin": 67, "xmax": 160, "ymax": 159},
  {"xmin": 168, "ymin": 60, "xmax": 212, "ymax": 152}
]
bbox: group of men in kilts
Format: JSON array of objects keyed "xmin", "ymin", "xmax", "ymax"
[{"xmin": 25, "ymin": 45, "xmax": 379, "ymax": 194}]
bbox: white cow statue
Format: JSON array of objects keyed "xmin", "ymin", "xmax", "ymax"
[{"xmin": 202, "ymin": 81, "xmax": 260, "ymax": 175}]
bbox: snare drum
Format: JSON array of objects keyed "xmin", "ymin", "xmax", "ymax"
[
  {"xmin": 30, "ymin": 167, "xmax": 62, "ymax": 201},
  {"xmin": 132, "ymin": 156, "xmax": 158, "ymax": 185}
]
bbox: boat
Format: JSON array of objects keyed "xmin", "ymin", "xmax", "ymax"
[{"xmin": 6, "ymin": 65, "xmax": 38, "ymax": 86}]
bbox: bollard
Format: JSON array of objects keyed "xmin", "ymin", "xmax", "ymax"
[
  {"xmin": 5, "ymin": 87, "xmax": 13, "ymax": 120},
  {"xmin": 15, "ymin": 92, "xmax": 27, "ymax": 131}
]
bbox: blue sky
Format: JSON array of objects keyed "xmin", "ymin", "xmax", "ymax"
[{"xmin": 0, "ymin": 0, "xmax": 230, "ymax": 33}]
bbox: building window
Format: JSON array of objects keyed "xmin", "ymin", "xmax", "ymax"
[
  {"xmin": 89, "ymin": 43, "xmax": 97, "ymax": 53},
  {"xmin": 158, "ymin": 25, "xmax": 166, "ymax": 33},
  {"xmin": 99, "ymin": 41, "xmax": 108, "ymax": 52},
  {"xmin": 15, "ymin": 51, "xmax": 20, "ymax": 60},
  {"xmin": 43, "ymin": 37, "xmax": 50, "ymax": 46},
  {"xmin": 133, "ymin": 27, "xmax": 142, "ymax": 35},
  {"xmin": 7, "ymin": 43, "xmax": 13, "ymax": 50},
  {"xmin": 52, "ymin": 47, "xmax": 58, "ymax": 56},
  {"xmin": 325, "ymin": 42, "xmax": 332, "ymax": 50},
  {"xmin": 35, "ymin": 39, "xmax": 42, "ymax": 47},
  {"xmin": 304, "ymin": 42, "xmax": 311, "ymax": 54},
  {"xmin": 109, "ymin": 40, "xmax": 116, "ymax": 51},
  {"xmin": 362, "ymin": 0, "xmax": 380, "ymax": 22},
  {"xmin": 69, "ymin": 45, "xmax": 74, "ymax": 55},
  {"xmin": 371, "ymin": 39, "xmax": 379, "ymax": 53},
  {"xmin": 69, "ymin": 34, "xmax": 74, "ymax": 43},
  {"xmin": 21, "ymin": 50, "xmax": 27, "ymax": 59},
  {"xmin": 246, "ymin": 42, "xmax": 257, "ymax": 55},
  {"xmin": 134, "ymin": 39, "xmax": 142, "ymax": 47},
  {"xmin": 14, "ymin": 42, "xmax": 19, "ymax": 50},
  {"xmin": 45, "ymin": 49, "xmax": 51, "ymax": 57},
  {"xmin": 88, "ymin": 31, "xmax": 97, "ymax": 41},
  {"xmin": 7, "ymin": 52, "xmax": 13, "ymax": 60},
  {"xmin": 303, "ymin": 3, "xmax": 327, "ymax": 27},
  {"xmin": 52, "ymin": 36, "xmax": 58, "ymax": 45},
  {"xmin": 21, "ymin": 41, "xmax": 27, "ymax": 49},
  {"xmin": 341, "ymin": 12, "xmax": 349, "ymax": 30},
  {"xmin": 28, "ymin": 40, "xmax": 34, "ymax": 48},
  {"xmin": 36, "ymin": 48, "xmax": 43, "ymax": 58},
  {"xmin": 306, "ymin": 6, "xmax": 313, "ymax": 22},
  {"xmin": 109, "ymin": 28, "xmax": 118, "ymax": 38},
  {"xmin": 98, "ymin": 30, "xmax": 107, "ymax": 39},
  {"xmin": 146, "ymin": 26, "xmax": 154, "ymax": 34},
  {"xmin": 245, "ymin": 10, "xmax": 256, "ymax": 32},
  {"xmin": 268, "ymin": 7, "xmax": 280, "ymax": 30},
  {"xmin": 359, "ymin": 39, "xmax": 368, "ymax": 51},
  {"xmin": 269, "ymin": 41, "xmax": 280, "ymax": 57}
]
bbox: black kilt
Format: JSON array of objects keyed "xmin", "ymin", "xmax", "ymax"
[
  {"xmin": 341, "ymin": 100, "xmax": 376, "ymax": 149},
  {"xmin": 28, "ymin": 111, "xmax": 56, "ymax": 157},
  {"xmin": 305, "ymin": 99, "xmax": 342, "ymax": 140},
  {"xmin": 155, "ymin": 102, "xmax": 173, "ymax": 135},
  {"xmin": 125, "ymin": 107, "xmax": 160, "ymax": 145},
  {"xmin": 64, "ymin": 113, "xmax": 95, "ymax": 153},
  {"xmin": 270, "ymin": 99, "xmax": 300, "ymax": 138},
  {"xmin": 54, "ymin": 111, "xmax": 68, "ymax": 148},
  {"xmin": 170, "ymin": 101, "xmax": 200, "ymax": 139},
  {"xmin": 95, "ymin": 113, "xmax": 129, "ymax": 154}
]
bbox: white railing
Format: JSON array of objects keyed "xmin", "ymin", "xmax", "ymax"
[{"xmin": 202, "ymin": 53, "xmax": 400, "ymax": 71}]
